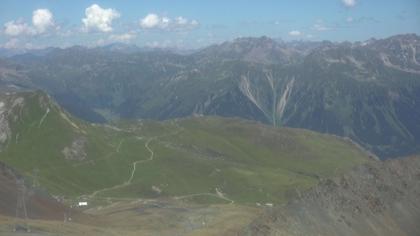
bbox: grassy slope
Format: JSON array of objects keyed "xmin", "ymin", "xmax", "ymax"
[
  {"xmin": 109, "ymin": 117, "xmax": 369, "ymax": 204},
  {"xmin": 0, "ymin": 91, "xmax": 149, "ymax": 196},
  {"xmin": 0, "ymin": 92, "xmax": 370, "ymax": 205}
]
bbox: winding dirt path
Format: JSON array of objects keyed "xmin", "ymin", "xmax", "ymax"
[
  {"xmin": 126, "ymin": 137, "xmax": 155, "ymax": 184},
  {"xmin": 174, "ymin": 188, "xmax": 235, "ymax": 204},
  {"xmin": 86, "ymin": 122, "xmax": 183, "ymax": 199},
  {"xmin": 116, "ymin": 139, "xmax": 124, "ymax": 153},
  {"xmin": 87, "ymin": 136, "xmax": 156, "ymax": 199},
  {"xmin": 83, "ymin": 121, "xmax": 235, "ymax": 205}
]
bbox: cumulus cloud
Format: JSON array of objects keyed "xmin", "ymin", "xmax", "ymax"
[
  {"xmin": 82, "ymin": 4, "xmax": 120, "ymax": 32},
  {"xmin": 140, "ymin": 13, "xmax": 170, "ymax": 29},
  {"xmin": 3, "ymin": 20, "xmax": 34, "ymax": 36},
  {"xmin": 32, "ymin": 9, "xmax": 54, "ymax": 33},
  {"xmin": 342, "ymin": 0, "xmax": 356, "ymax": 7},
  {"xmin": 3, "ymin": 8, "xmax": 55, "ymax": 36},
  {"xmin": 139, "ymin": 13, "xmax": 199, "ymax": 30},
  {"xmin": 288, "ymin": 30, "xmax": 302, "ymax": 36}
]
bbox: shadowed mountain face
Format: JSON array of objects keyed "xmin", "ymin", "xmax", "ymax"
[
  {"xmin": 243, "ymin": 156, "xmax": 420, "ymax": 236},
  {"xmin": 0, "ymin": 34, "xmax": 419, "ymax": 158},
  {"xmin": 0, "ymin": 162, "xmax": 67, "ymax": 220}
]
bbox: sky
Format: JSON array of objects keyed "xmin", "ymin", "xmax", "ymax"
[{"xmin": 0, "ymin": 0, "xmax": 419, "ymax": 49}]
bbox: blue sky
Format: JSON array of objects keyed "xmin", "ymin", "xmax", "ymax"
[{"xmin": 0, "ymin": 0, "xmax": 419, "ymax": 49}]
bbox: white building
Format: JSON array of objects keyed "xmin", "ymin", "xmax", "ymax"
[{"xmin": 78, "ymin": 202, "xmax": 88, "ymax": 206}]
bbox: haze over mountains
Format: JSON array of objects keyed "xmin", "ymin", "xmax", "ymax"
[{"xmin": 1, "ymin": 34, "xmax": 419, "ymax": 159}]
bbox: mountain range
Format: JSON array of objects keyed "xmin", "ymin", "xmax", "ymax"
[
  {"xmin": 0, "ymin": 34, "xmax": 419, "ymax": 235},
  {"xmin": 0, "ymin": 34, "xmax": 419, "ymax": 159}
]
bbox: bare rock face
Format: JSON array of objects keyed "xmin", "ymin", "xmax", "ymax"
[
  {"xmin": 0, "ymin": 102, "xmax": 11, "ymax": 148},
  {"xmin": 0, "ymin": 95, "xmax": 25, "ymax": 150},
  {"xmin": 62, "ymin": 137, "xmax": 88, "ymax": 161},
  {"xmin": 244, "ymin": 156, "xmax": 420, "ymax": 236}
]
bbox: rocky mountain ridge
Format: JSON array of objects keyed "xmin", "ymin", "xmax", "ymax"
[
  {"xmin": 0, "ymin": 34, "xmax": 419, "ymax": 158},
  {"xmin": 244, "ymin": 155, "xmax": 420, "ymax": 236}
]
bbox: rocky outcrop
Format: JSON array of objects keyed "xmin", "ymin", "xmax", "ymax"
[
  {"xmin": 0, "ymin": 101, "xmax": 11, "ymax": 149},
  {"xmin": 244, "ymin": 156, "xmax": 420, "ymax": 236},
  {"xmin": 0, "ymin": 94, "xmax": 26, "ymax": 151},
  {"xmin": 62, "ymin": 137, "xmax": 88, "ymax": 161}
]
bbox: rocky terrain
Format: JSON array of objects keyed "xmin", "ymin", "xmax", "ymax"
[
  {"xmin": 0, "ymin": 161, "xmax": 67, "ymax": 220},
  {"xmin": 243, "ymin": 156, "xmax": 420, "ymax": 236}
]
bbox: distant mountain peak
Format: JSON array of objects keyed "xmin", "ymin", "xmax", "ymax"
[
  {"xmin": 197, "ymin": 36, "xmax": 300, "ymax": 64},
  {"xmin": 232, "ymin": 36, "xmax": 278, "ymax": 46}
]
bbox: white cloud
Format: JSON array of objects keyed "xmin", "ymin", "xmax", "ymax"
[
  {"xmin": 146, "ymin": 39, "xmax": 184, "ymax": 49},
  {"xmin": 175, "ymin": 16, "xmax": 188, "ymax": 25},
  {"xmin": 32, "ymin": 9, "xmax": 54, "ymax": 33},
  {"xmin": 146, "ymin": 41, "xmax": 162, "ymax": 48},
  {"xmin": 140, "ymin": 13, "xmax": 169, "ymax": 29},
  {"xmin": 346, "ymin": 17, "xmax": 354, "ymax": 23},
  {"xmin": 342, "ymin": 0, "xmax": 356, "ymax": 7},
  {"xmin": 139, "ymin": 13, "xmax": 199, "ymax": 30},
  {"xmin": 93, "ymin": 38, "xmax": 106, "ymax": 47},
  {"xmin": 3, "ymin": 8, "xmax": 55, "ymax": 36},
  {"xmin": 0, "ymin": 38, "xmax": 40, "ymax": 49},
  {"xmin": 312, "ymin": 23, "xmax": 331, "ymax": 31},
  {"xmin": 82, "ymin": 4, "xmax": 120, "ymax": 32},
  {"xmin": 93, "ymin": 32, "xmax": 137, "ymax": 47},
  {"xmin": 146, "ymin": 39, "xmax": 179, "ymax": 48},
  {"xmin": 109, "ymin": 33, "xmax": 136, "ymax": 43},
  {"xmin": 1, "ymin": 38, "xmax": 20, "ymax": 48},
  {"xmin": 191, "ymin": 20, "xmax": 199, "ymax": 26},
  {"xmin": 3, "ymin": 20, "xmax": 34, "ymax": 36},
  {"xmin": 288, "ymin": 30, "xmax": 302, "ymax": 36}
]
